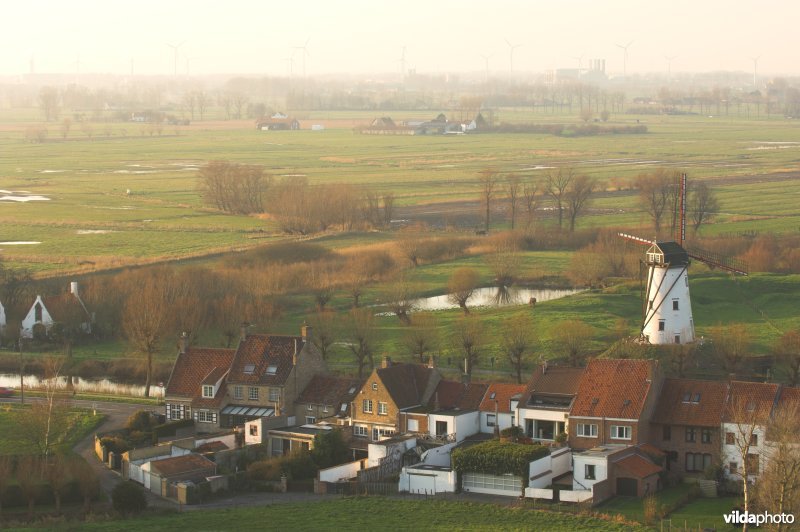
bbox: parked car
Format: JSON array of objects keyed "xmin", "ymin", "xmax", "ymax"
[{"xmin": 0, "ymin": 387, "xmax": 14, "ymax": 397}]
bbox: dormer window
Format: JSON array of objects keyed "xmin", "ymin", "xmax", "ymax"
[
  {"xmin": 266, "ymin": 365, "xmax": 278, "ymax": 375},
  {"xmin": 348, "ymin": 387, "xmax": 356, "ymax": 394},
  {"xmin": 693, "ymin": 393, "xmax": 701, "ymax": 403},
  {"xmin": 682, "ymin": 392, "xmax": 691, "ymax": 403},
  {"xmin": 490, "ymin": 392, "xmax": 496, "ymax": 400},
  {"xmin": 243, "ymin": 364, "xmax": 256, "ymax": 375},
  {"xmin": 202, "ymin": 385, "xmax": 214, "ymax": 398}
]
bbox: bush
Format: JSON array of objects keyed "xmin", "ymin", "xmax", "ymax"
[
  {"xmin": 126, "ymin": 410, "xmax": 154, "ymax": 432},
  {"xmin": 500, "ymin": 426, "xmax": 523, "ymax": 441},
  {"xmin": 247, "ymin": 459, "xmax": 284, "ymax": 482},
  {"xmin": 111, "ymin": 481, "xmax": 147, "ymax": 516},
  {"xmin": 451, "ymin": 440, "xmax": 549, "ymax": 479},
  {"xmin": 100, "ymin": 436, "xmax": 132, "ymax": 455}
]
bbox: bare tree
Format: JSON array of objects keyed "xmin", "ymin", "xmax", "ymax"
[
  {"xmin": 451, "ymin": 316, "xmax": 485, "ymax": 377},
  {"xmin": 478, "ymin": 169, "xmax": 499, "ymax": 233},
  {"xmin": 344, "ymin": 255, "xmax": 369, "ymax": 308},
  {"xmin": 43, "ymin": 455, "xmax": 70, "ymax": 513},
  {"xmin": 565, "ymin": 174, "xmax": 595, "ymax": 232},
  {"xmin": 774, "ymin": 329, "xmax": 800, "ymax": 386},
  {"xmin": 308, "ymin": 312, "xmax": 336, "ymax": 361},
  {"xmin": 579, "ymin": 107, "xmax": 593, "ymax": 123},
  {"xmin": 447, "ymin": 267, "xmax": 480, "ymax": 315},
  {"xmin": 195, "ymin": 90, "xmax": 210, "ymax": 121},
  {"xmin": 69, "ymin": 457, "xmax": 100, "ymax": 513},
  {"xmin": 503, "ymin": 314, "xmax": 535, "ymax": 383},
  {"xmin": 506, "ymin": 174, "xmax": 521, "ymax": 230},
  {"xmin": 384, "ymin": 276, "xmax": 417, "ymax": 324},
  {"xmin": 199, "ymin": 160, "xmax": 270, "ymax": 214},
  {"xmin": 17, "ymin": 357, "xmax": 71, "ymax": 457},
  {"xmin": 38, "ymin": 86, "xmax": 60, "ymax": 121},
  {"xmin": 521, "ymin": 181, "xmax": 539, "ymax": 231},
  {"xmin": 635, "ymin": 169, "xmax": 674, "ymax": 236},
  {"xmin": 689, "ymin": 181, "xmax": 719, "ymax": 234},
  {"xmin": 551, "ymin": 319, "xmax": 593, "ymax": 367},
  {"xmin": 16, "ymin": 456, "xmax": 41, "ymax": 518},
  {"xmin": 404, "ymin": 312, "xmax": 439, "ymax": 363},
  {"xmin": 0, "ymin": 456, "xmax": 11, "ymax": 518},
  {"xmin": 711, "ymin": 323, "xmax": 751, "ymax": 376},
  {"xmin": 545, "ymin": 168, "xmax": 574, "ymax": 230},
  {"xmin": 311, "ymin": 265, "xmax": 336, "ymax": 312},
  {"xmin": 382, "ymin": 193, "xmax": 395, "ymax": 228},
  {"xmin": 347, "ymin": 308, "xmax": 378, "ymax": 379},
  {"xmin": 59, "ymin": 118, "xmax": 72, "ymax": 139}
]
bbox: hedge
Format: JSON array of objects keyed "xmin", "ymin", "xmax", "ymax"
[
  {"xmin": 0, "ymin": 480, "xmax": 84, "ymax": 508},
  {"xmin": 451, "ymin": 440, "xmax": 549, "ymax": 479}
]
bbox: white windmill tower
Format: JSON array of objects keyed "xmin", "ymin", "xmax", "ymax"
[{"xmin": 619, "ymin": 173, "xmax": 748, "ymax": 345}]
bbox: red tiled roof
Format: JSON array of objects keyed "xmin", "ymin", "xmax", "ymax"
[
  {"xmin": 42, "ymin": 292, "xmax": 91, "ymax": 322},
  {"xmin": 776, "ymin": 386, "xmax": 800, "ymax": 412},
  {"xmin": 202, "ymin": 367, "xmax": 228, "ymax": 385},
  {"xmin": 520, "ymin": 365, "xmax": 584, "ymax": 409},
  {"xmin": 192, "ymin": 379, "xmax": 229, "ymax": 408},
  {"xmin": 570, "ymin": 359, "xmax": 658, "ymax": 420},
  {"xmin": 375, "ymin": 362, "xmax": 440, "ymax": 410},
  {"xmin": 296, "ymin": 375, "xmax": 363, "ymax": 409},
  {"xmin": 227, "ymin": 334, "xmax": 305, "ymax": 386},
  {"xmin": 432, "ymin": 380, "xmax": 488, "ymax": 411},
  {"xmin": 165, "ymin": 347, "xmax": 235, "ymax": 399},
  {"xmin": 638, "ymin": 443, "xmax": 666, "ymax": 458},
  {"xmin": 652, "ymin": 378, "xmax": 728, "ymax": 427},
  {"xmin": 149, "ymin": 453, "xmax": 216, "ymax": 477},
  {"xmin": 614, "ymin": 453, "xmax": 662, "ymax": 479},
  {"xmin": 479, "ymin": 383, "xmax": 527, "ymax": 413},
  {"xmin": 195, "ymin": 441, "xmax": 229, "ymax": 453},
  {"xmin": 724, "ymin": 381, "xmax": 779, "ymax": 423}
]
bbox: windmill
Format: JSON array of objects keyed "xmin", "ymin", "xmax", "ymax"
[
  {"xmin": 166, "ymin": 41, "xmax": 185, "ymax": 76},
  {"xmin": 504, "ymin": 39, "xmax": 522, "ymax": 76},
  {"xmin": 619, "ymin": 173, "xmax": 747, "ymax": 345},
  {"xmin": 615, "ymin": 40, "xmax": 633, "ymax": 78},
  {"xmin": 293, "ymin": 38, "xmax": 310, "ymax": 77},
  {"xmin": 479, "ymin": 53, "xmax": 492, "ymax": 83}
]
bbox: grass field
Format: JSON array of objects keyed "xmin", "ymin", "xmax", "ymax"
[
  {"xmin": 0, "ymin": 404, "xmax": 103, "ymax": 455},
  {"xmin": 1, "ymin": 108, "xmax": 799, "ymax": 274},
  {"xmin": 7, "ymin": 497, "xmax": 647, "ymax": 531}
]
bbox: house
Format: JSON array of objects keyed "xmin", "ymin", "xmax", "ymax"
[
  {"xmin": 649, "ymin": 378, "xmax": 728, "ymax": 476},
  {"xmin": 268, "ymin": 421, "xmax": 344, "ymax": 457},
  {"xmin": 571, "ymin": 443, "xmax": 663, "ymax": 500},
  {"xmin": 20, "ymin": 281, "xmax": 92, "ymax": 339},
  {"xmin": 479, "ymin": 383, "xmax": 526, "ymax": 434},
  {"xmin": 164, "ymin": 336, "xmax": 236, "ymax": 430},
  {"xmin": 218, "ymin": 325, "xmax": 326, "ymax": 430},
  {"xmin": 518, "ymin": 364, "xmax": 584, "ymax": 443},
  {"xmin": 144, "ymin": 453, "xmax": 217, "ymax": 497},
  {"xmin": 351, "ymin": 357, "xmax": 440, "ymax": 442},
  {"xmin": 568, "ymin": 359, "xmax": 663, "ymax": 450},
  {"xmin": 426, "ymin": 380, "xmax": 488, "ymax": 442},
  {"xmin": 294, "ymin": 374, "xmax": 363, "ymax": 425},
  {"xmin": 256, "ymin": 112, "xmax": 300, "ymax": 130},
  {"xmin": 722, "ymin": 381, "xmax": 780, "ymax": 482},
  {"xmin": 357, "ymin": 116, "xmax": 415, "ymax": 136}
]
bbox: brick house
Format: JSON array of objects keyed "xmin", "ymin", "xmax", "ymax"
[
  {"xmin": 649, "ymin": 378, "xmax": 728, "ymax": 477},
  {"xmin": 568, "ymin": 359, "xmax": 663, "ymax": 450},
  {"xmin": 517, "ymin": 364, "xmax": 584, "ymax": 443},
  {"xmin": 351, "ymin": 357, "xmax": 440, "ymax": 442},
  {"xmin": 479, "ymin": 383, "xmax": 527, "ymax": 434},
  {"xmin": 164, "ymin": 337, "xmax": 236, "ymax": 431},
  {"xmin": 294, "ymin": 374, "xmax": 363, "ymax": 425}
]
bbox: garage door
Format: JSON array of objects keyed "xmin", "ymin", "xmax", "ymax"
[
  {"xmin": 409, "ymin": 474, "xmax": 436, "ymax": 494},
  {"xmin": 462, "ymin": 472, "xmax": 522, "ymax": 496},
  {"xmin": 616, "ymin": 477, "xmax": 638, "ymax": 497}
]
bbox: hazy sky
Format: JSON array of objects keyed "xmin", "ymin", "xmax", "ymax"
[{"xmin": 2, "ymin": 0, "xmax": 797, "ymax": 77}]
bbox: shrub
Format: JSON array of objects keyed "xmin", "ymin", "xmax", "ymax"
[
  {"xmin": 247, "ymin": 459, "xmax": 284, "ymax": 482},
  {"xmin": 500, "ymin": 426, "xmax": 523, "ymax": 441},
  {"xmin": 111, "ymin": 481, "xmax": 147, "ymax": 516},
  {"xmin": 100, "ymin": 436, "xmax": 131, "ymax": 455},
  {"xmin": 451, "ymin": 440, "xmax": 549, "ymax": 479},
  {"xmin": 126, "ymin": 410, "xmax": 154, "ymax": 432}
]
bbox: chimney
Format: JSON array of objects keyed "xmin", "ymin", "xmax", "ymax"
[
  {"xmin": 301, "ymin": 322, "xmax": 312, "ymax": 341},
  {"xmin": 381, "ymin": 355, "xmax": 392, "ymax": 369},
  {"xmin": 461, "ymin": 372, "xmax": 471, "ymax": 384},
  {"xmin": 427, "ymin": 356, "xmax": 435, "ymax": 369},
  {"xmin": 293, "ymin": 339, "xmax": 298, "ymax": 366},
  {"xmin": 178, "ymin": 332, "xmax": 188, "ymax": 355},
  {"xmin": 70, "ymin": 281, "xmax": 79, "ymax": 297},
  {"xmin": 240, "ymin": 322, "xmax": 249, "ymax": 343}
]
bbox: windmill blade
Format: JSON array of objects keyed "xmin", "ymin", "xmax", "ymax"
[
  {"xmin": 618, "ymin": 232, "xmax": 653, "ymax": 246},
  {"xmin": 685, "ymin": 245, "xmax": 748, "ymax": 276}
]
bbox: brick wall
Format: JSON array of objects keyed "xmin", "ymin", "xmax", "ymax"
[
  {"xmin": 568, "ymin": 419, "xmax": 642, "ymax": 450},
  {"xmin": 352, "ymin": 370, "xmax": 400, "ymax": 436},
  {"xmin": 649, "ymin": 422, "xmax": 720, "ymax": 475}
]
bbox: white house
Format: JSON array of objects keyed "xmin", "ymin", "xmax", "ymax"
[
  {"xmin": 517, "ymin": 365, "xmax": 584, "ymax": 443},
  {"xmin": 20, "ymin": 281, "xmax": 91, "ymax": 339},
  {"xmin": 479, "ymin": 383, "xmax": 526, "ymax": 434},
  {"xmin": 425, "ymin": 380, "xmax": 487, "ymax": 443},
  {"xmin": 399, "ymin": 441, "xmax": 459, "ymax": 494}
]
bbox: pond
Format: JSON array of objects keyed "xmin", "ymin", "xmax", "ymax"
[
  {"xmin": 0, "ymin": 373, "xmax": 164, "ymax": 398},
  {"xmin": 410, "ymin": 286, "xmax": 583, "ymax": 311}
]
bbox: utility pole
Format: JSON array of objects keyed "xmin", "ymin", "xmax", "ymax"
[{"xmin": 18, "ymin": 339, "xmax": 24, "ymax": 405}]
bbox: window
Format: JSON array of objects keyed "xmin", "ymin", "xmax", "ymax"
[
  {"xmin": 354, "ymin": 425, "xmax": 368, "ymax": 437},
  {"xmin": 34, "ymin": 303, "xmax": 43, "ymax": 322},
  {"xmin": 250, "ymin": 425, "xmax": 258, "ymax": 436},
  {"xmin": 729, "ymin": 462, "xmax": 738, "ymax": 474},
  {"xmin": 362, "ymin": 399, "xmax": 373, "ymax": 413},
  {"xmin": 663, "ymin": 425, "xmax": 671, "ymax": 441},
  {"xmin": 686, "ymin": 453, "xmax": 713, "ymax": 473},
  {"xmin": 746, "ymin": 454, "xmax": 760, "ymax": 474},
  {"xmin": 202, "ymin": 385, "xmax": 214, "ymax": 398},
  {"xmin": 306, "ymin": 416, "xmax": 316, "ymax": 424},
  {"xmin": 249, "ymin": 387, "xmax": 259, "ymax": 401},
  {"xmin": 307, "ymin": 403, "xmax": 314, "ymax": 411},
  {"xmin": 243, "ymin": 364, "xmax": 255, "ymax": 375},
  {"xmin": 751, "ymin": 434, "xmax": 759, "ymax": 446},
  {"xmin": 610, "ymin": 425, "xmax": 631, "ymax": 440},
  {"xmin": 674, "ymin": 334, "xmax": 681, "ymax": 344},
  {"xmin": 585, "ymin": 464, "xmax": 596, "ymax": 480},
  {"xmin": 693, "ymin": 393, "xmax": 701, "ymax": 403},
  {"xmin": 658, "ymin": 320, "xmax": 665, "ymax": 331},
  {"xmin": 196, "ymin": 410, "xmax": 217, "ymax": 424},
  {"xmin": 682, "ymin": 392, "xmax": 691, "ymax": 403},
  {"xmin": 487, "ymin": 414, "xmax": 496, "ymax": 427},
  {"xmin": 266, "ymin": 365, "xmax": 277, "ymax": 375},
  {"xmin": 234, "ymin": 386, "xmax": 243, "ymax": 400},
  {"xmin": 672, "ymin": 299, "xmax": 679, "ymax": 311},
  {"xmin": 685, "ymin": 427, "xmax": 696, "ymax": 443},
  {"xmin": 407, "ymin": 418, "xmax": 419, "ymax": 432},
  {"xmin": 323, "ymin": 405, "xmax": 329, "ymax": 413},
  {"xmin": 372, "ymin": 382, "xmax": 378, "ymax": 391},
  {"xmin": 701, "ymin": 428, "xmax": 712, "ymax": 444},
  {"xmin": 576, "ymin": 423, "xmax": 598, "ymax": 437},
  {"xmin": 167, "ymin": 404, "xmax": 185, "ymax": 420},
  {"xmin": 726, "ymin": 432, "xmax": 735, "ymax": 445},
  {"xmin": 269, "ymin": 388, "xmax": 280, "ymax": 402},
  {"xmin": 378, "ymin": 402, "xmax": 388, "ymax": 415}
]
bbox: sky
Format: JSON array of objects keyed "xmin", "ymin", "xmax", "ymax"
[{"xmin": 2, "ymin": 0, "xmax": 797, "ymax": 78}]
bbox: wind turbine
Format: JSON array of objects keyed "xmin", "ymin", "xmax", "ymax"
[
  {"xmin": 750, "ymin": 56, "xmax": 760, "ymax": 88},
  {"xmin": 284, "ymin": 55, "xmax": 295, "ymax": 77},
  {"xmin": 504, "ymin": 39, "xmax": 522, "ymax": 76},
  {"xmin": 665, "ymin": 55, "xmax": 677, "ymax": 79},
  {"xmin": 293, "ymin": 38, "xmax": 310, "ymax": 77},
  {"xmin": 166, "ymin": 41, "xmax": 185, "ymax": 76},
  {"xmin": 398, "ymin": 46, "xmax": 406, "ymax": 80},
  {"xmin": 615, "ymin": 40, "xmax": 633, "ymax": 78},
  {"xmin": 571, "ymin": 53, "xmax": 585, "ymax": 73},
  {"xmin": 479, "ymin": 53, "xmax": 492, "ymax": 82}
]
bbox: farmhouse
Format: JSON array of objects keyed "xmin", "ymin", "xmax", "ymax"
[
  {"xmin": 256, "ymin": 112, "xmax": 300, "ymax": 130},
  {"xmin": 20, "ymin": 281, "xmax": 92, "ymax": 339}
]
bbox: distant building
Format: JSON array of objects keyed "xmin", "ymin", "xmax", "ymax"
[
  {"xmin": 256, "ymin": 112, "xmax": 300, "ymax": 130},
  {"xmin": 20, "ymin": 281, "xmax": 92, "ymax": 339}
]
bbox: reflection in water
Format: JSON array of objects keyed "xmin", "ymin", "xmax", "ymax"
[
  {"xmin": 0, "ymin": 373, "xmax": 164, "ymax": 397},
  {"xmin": 412, "ymin": 287, "xmax": 582, "ymax": 311}
]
